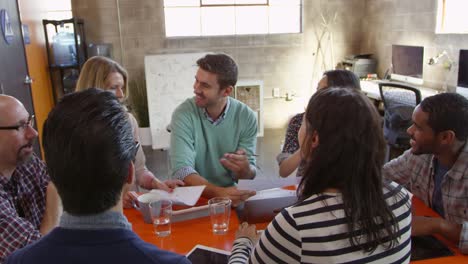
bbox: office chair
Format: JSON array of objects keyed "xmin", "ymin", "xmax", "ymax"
[{"xmin": 379, "ymin": 82, "xmax": 422, "ymax": 162}]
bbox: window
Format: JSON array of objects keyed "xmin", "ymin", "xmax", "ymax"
[
  {"xmin": 42, "ymin": 0, "xmax": 73, "ymax": 40},
  {"xmin": 163, "ymin": 0, "xmax": 302, "ymax": 37},
  {"xmin": 436, "ymin": 0, "xmax": 468, "ymax": 34},
  {"xmin": 42, "ymin": 0, "xmax": 72, "ymax": 20}
]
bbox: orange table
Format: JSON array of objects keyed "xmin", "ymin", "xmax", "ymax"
[
  {"xmin": 410, "ymin": 197, "xmax": 465, "ymax": 263},
  {"xmin": 125, "ymin": 196, "xmax": 467, "ymax": 263},
  {"xmin": 125, "ymin": 198, "xmax": 261, "ymax": 254}
]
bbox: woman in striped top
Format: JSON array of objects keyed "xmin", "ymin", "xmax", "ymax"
[{"xmin": 229, "ymin": 88, "xmax": 412, "ymax": 264}]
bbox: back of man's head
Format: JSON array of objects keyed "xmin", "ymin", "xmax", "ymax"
[
  {"xmin": 196, "ymin": 53, "xmax": 238, "ymax": 89},
  {"xmin": 420, "ymin": 92, "xmax": 468, "ymax": 141},
  {"xmin": 43, "ymin": 88, "xmax": 136, "ymax": 215}
]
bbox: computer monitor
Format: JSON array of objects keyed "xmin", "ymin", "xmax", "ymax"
[
  {"xmin": 456, "ymin": 49, "xmax": 468, "ymax": 98},
  {"xmin": 391, "ymin": 45, "xmax": 424, "ymax": 85}
]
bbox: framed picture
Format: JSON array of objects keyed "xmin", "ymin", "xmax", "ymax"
[{"xmin": 1, "ymin": 9, "xmax": 14, "ymax": 44}]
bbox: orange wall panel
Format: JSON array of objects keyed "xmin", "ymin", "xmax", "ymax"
[{"xmin": 18, "ymin": 0, "xmax": 54, "ymax": 157}]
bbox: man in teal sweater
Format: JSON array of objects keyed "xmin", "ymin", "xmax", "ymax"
[{"xmin": 170, "ymin": 53, "xmax": 257, "ymax": 206}]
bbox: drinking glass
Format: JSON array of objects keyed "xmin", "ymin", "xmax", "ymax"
[
  {"xmin": 208, "ymin": 197, "xmax": 231, "ymax": 235},
  {"xmin": 149, "ymin": 199, "xmax": 172, "ymax": 237}
]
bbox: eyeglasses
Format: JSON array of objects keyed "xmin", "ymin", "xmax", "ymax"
[
  {"xmin": 0, "ymin": 115, "xmax": 35, "ymax": 131},
  {"xmin": 132, "ymin": 141, "xmax": 140, "ymax": 161}
]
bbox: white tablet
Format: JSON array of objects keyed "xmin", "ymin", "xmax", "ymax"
[{"xmin": 187, "ymin": 244, "xmax": 230, "ymax": 264}]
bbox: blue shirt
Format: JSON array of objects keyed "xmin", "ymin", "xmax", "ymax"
[{"xmin": 6, "ymin": 210, "xmax": 191, "ymax": 264}]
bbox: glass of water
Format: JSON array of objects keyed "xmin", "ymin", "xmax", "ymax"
[
  {"xmin": 208, "ymin": 197, "xmax": 231, "ymax": 235},
  {"xmin": 149, "ymin": 199, "xmax": 172, "ymax": 237}
]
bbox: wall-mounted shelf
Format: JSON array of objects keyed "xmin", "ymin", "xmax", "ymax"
[{"xmin": 43, "ymin": 18, "xmax": 87, "ymax": 103}]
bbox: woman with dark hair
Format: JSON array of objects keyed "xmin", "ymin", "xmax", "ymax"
[
  {"xmin": 229, "ymin": 88, "xmax": 412, "ymax": 263},
  {"xmin": 277, "ymin": 69, "xmax": 361, "ymax": 177}
]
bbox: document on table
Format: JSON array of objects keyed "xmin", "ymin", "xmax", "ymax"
[
  {"xmin": 150, "ymin": 185, "xmax": 205, "ymax": 206},
  {"xmin": 237, "ymin": 177, "xmax": 299, "ymax": 191}
]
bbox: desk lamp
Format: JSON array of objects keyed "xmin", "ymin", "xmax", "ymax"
[
  {"xmin": 428, "ymin": 51, "xmax": 454, "ymax": 91},
  {"xmin": 428, "ymin": 51, "xmax": 454, "ymax": 71}
]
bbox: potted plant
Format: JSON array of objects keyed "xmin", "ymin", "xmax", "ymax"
[{"xmin": 128, "ymin": 73, "xmax": 152, "ymax": 146}]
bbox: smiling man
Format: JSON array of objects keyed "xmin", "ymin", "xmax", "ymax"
[
  {"xmin": 383, "ymin": 92, "xmax": 468, "ymax": 254},
  {"xmin": 170, "ymin": 53, "xmax": 257, "ymax": 206},
  {"xmin": 0, "ymin": 95, "xmax": 60, "ymax": 262}
]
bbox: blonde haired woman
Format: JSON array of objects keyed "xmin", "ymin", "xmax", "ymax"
[{"xmin": 76, "ymin": 56, "xmax": 184, "ymax": 207}]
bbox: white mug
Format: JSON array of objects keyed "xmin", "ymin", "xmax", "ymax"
[{"xmin": 133, "ymin": 192, "xmax": 163, "ymax": 224}]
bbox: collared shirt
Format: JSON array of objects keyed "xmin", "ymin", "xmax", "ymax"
[
  {"xmin": 174, "ymin": 98, "xmax": 256, "ymax": 181},
  {"xmin": 6, "ymin": 211, "xmax": 190, "ymax": 264},
  {"xmin": 383, "ymin": 143, "xmax": 468, "ymax": 254},
  {"xmin": 203, "ymin": 97, "xmax": 230, "ymax": 125},
  {"xmin": 0, "ymin": 154, "xmax": 49, "ymax": 263},
  {"xmin": 60, "ymin": 211, "xmax": 132, "ymax": 230}
]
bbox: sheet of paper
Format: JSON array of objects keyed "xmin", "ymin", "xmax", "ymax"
[
  {"xmin": 150, "ymin": 185, "xmax": 205, "ymax": 206},
  {"xmin": 237, "ymin": 177, "xmax": 299, "ymax": 191}
]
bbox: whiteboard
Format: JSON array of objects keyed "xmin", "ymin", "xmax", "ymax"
[{"xmin": 145, "ymin": 52, "xmax": 208, "ymax": 149}]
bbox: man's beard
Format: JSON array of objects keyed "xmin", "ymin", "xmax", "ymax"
[
  {"xmin": 410, "ymin": 139, "xmax": 436, "ymax": 156},
  {"xmin": 16, "ymin": 143, "xmax": 34, "ymax": 165}
]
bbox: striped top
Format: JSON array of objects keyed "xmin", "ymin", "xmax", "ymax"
[{"xmin": 229, "ymin": 181, "xmax": 412, "ymax": 264}]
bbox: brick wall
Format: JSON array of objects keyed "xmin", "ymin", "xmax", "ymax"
[
  {"xmin": 71, "ymin": 0, "xmax": 365, "ymax": 129},
  {"xmin": 361, "ymin": 0, "xmax": 468, "ymax": 91}
]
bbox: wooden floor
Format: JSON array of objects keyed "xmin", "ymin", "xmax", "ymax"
[{"xmin": 143, "ymin": 128, "xmax": 286, "ymax": 181}]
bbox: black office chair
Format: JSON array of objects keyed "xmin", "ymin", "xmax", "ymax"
[{"xmin": 379, "ymin": 82, "xmax": 422, "ymax": 162}]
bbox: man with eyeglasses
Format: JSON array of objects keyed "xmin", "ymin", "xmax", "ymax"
[
  {"xmin": 6, "ymin": 89, "xmax": 190, "ymax": 264},
  {"xmin": 0, "ymin": 95, "xmax": 61, "ymax": 262}
]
